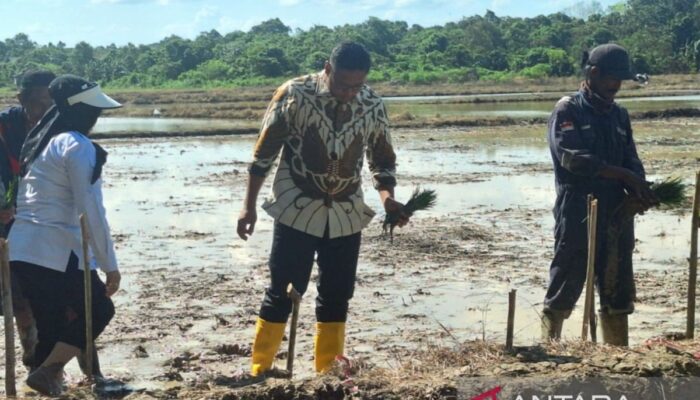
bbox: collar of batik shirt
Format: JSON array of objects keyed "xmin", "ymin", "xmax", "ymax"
[{"xmin": 316, "ymin": 70, "xmax": 333, "ymax": 97}]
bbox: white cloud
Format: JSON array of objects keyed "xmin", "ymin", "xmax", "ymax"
[
  {"xmin": 161, "ymin": 5, "xmax": 219, "ymax": 38},
  {"xmin": 194, "ymin": 4, "xmax": 216, "ymax": 20},
  {"xmin": 490, "ymin": 0, "xmax": 511, "ymax": 12},
  {"xmin": 217, "ymin": 16, "xmax": 260, "ymax": 33},
  {"xmin": 279, "ymin": 0, "xmax": 301, "ymax": 5},
  {"xmin": 393, "ymin": 0, "xmax": 419, "ymax": 7},
  {"xmin": 22, "ymin": 22, "xmax": 51, "ymax": 38},
  {"xmin": 90, "ymin": 0, "xmax": 176, "ymax": 4}
]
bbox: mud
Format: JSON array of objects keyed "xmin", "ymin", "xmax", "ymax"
[{"xmin": 0, "ymin": 118, "xmax": 698, "ymax": 399}]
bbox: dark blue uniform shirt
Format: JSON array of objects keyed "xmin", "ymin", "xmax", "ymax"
[
  {"xmin": 0, "ymin": 106, "xmax": 27, "ymax": 237},
  {"xmin": 0, "ymin": 106, "xmax": 27, "ymax": 190},
  {"xmin": 547, "ymin": 90, "xmax": 645, "ymax": 194}
]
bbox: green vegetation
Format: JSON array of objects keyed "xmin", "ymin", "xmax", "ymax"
[
  {"xmin": 650, "ymin": 177, "xmax": 687, "ymax": 207},
  {"xmin": 384, "ymin": 188, "xmax": 438, "ymax": 241},
  {"xmin": 0, "ymin": 0, "xmax": 698, "ymax": 89}
]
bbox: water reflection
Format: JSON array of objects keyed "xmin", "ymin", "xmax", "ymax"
[
  {"xmin": 93, "ymin": 117, "xmax": 255, "ymax": 133},
  {"xmin": 93, "ymin": 94, "xmax": 700, "ymax": 134},
  {"xmin": 100, "ymin": 135, "xmax": 691, "ymax": 275},
  {"xmin": 386, "ymin": 94, "xmax": 700, "ymax": 119}
]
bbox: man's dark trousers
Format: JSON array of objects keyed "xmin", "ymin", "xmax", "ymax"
[
  {"xmin": 259, "ymin": 222, "xmax": 361, "ymax": 323},
  {"xmin": 543, "ymin": 184, "xmax": 636, "ymax": 318}
]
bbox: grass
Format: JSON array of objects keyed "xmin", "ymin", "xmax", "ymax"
[
  {"xmin": 610, "ymin": 176, "xmax": 689, "ymax": 232},
  {"xmin": 651, "ymin": 177, "xmax": 687, "ymax": 207},
  {"xmin": 383, "ymin": 188, "xmax": 437, "ymax": 240}
]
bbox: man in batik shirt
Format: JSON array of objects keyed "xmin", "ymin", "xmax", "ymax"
[{"xmin": 237, "ymin": 42, "xmax": 408, "ymax": 375}]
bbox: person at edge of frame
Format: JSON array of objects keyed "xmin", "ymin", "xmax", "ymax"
[
  {"xmin": 9, "ymin": 74, "xmax": 122, "ymax": 396},
  {"xmin": 542, "ymin": 43, "xmax": 659, "ymax": 345},
  {"xmin": 0, "ymin": 71, "xmax": 108, "ymax": 380},
  {"xmin": 237, "ymin": 41, "xmax": 409, "ymax": 378},
  {"xmin": 0, "ymin": 70, "xmax": 55, "ymax": 372}
]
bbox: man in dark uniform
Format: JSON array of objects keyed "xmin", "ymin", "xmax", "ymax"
[
  {"xmin": 0, "ymin": 70, "xmax": 56, "ymax": 368},
  {"xmin": 542, "ymin": 44, "xmax": 658, "ymax": 345},
  {"xmin": 0, "ymin": 71, "xmax": 55, "ymax": 216}
]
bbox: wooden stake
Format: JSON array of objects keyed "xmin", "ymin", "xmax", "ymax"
[
  {"xmin": 80, "ymin": 214, "xmax": 94, "ymax": 383},
  {"xmin": 687, "ymin": 171, "xmax": 700, "ymax": 339},
  {"xmin": 582, "ymin": 196, "xmax": 598, "ymax": 341},
  {"xmin": 584, "ymin": 198, "xmax": 598, "ymax": 343},
  {"xmin": 589, "ymin": 291, "xmax": 597, "ymax": 343},
  {"xmin": 1, "ymin": 239, "xmax": 16, "ymax": 396},
  {"xmin": 588, "ymin": 195, "xmax": 597, "ymax": 344},
  {"xmin": 505, "ymin": 289, "xmax": 516, "ymax": 351},
  {"xmin": 286, "ymin": 283, "xmax": 301, "ymax": 376}
]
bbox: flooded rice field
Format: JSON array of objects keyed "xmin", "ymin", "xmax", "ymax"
[
  {"xmin": 385, "ymin": 94, "xmax": 700, "ymax": 119},
  {"xmin": 92, "ymin": 117, "xmax": 255, "ymax": 134},
  {"xmin": 95, "ymin": 94, "xmax": 700, "ymax": 133},
  {"xmin": 1, "ymin": 118, "xmax": 698, "ymax": 397}
]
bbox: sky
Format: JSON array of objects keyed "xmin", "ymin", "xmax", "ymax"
[{"xmin": 0, "ymin": 0, "xmax": 623, "ymax": 47}]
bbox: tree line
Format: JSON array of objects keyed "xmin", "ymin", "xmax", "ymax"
[{"xmin": 0, "ymin": 0, "xmax": 698, "ymax": 89}]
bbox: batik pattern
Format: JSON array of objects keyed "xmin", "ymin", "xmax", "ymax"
[{"xmin": 250, "ymin": 72, "xmax": 396, "ymax": 238}]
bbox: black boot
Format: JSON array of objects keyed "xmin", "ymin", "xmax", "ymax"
[
  {"xmin": 541, "ymin": 312, "xmax": 564, "ymax": 341},
  {"xmin": 600, "ymin": 312, "xmax": 628, "ymax": 346}
]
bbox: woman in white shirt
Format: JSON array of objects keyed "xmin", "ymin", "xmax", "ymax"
[{"xmin": 9, "ymin": 75, "xmax": 121, "ymax": 396}]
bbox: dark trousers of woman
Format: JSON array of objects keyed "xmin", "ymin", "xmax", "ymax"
[
  {"xmin": 259, "ymin": 222, "xmax": 361, "ymax": 323},
  {"xmin": 11, "ymin": 253, "xmax": 115, "ymax": 368}
]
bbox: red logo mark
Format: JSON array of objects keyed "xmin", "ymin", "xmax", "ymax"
[{"xmin": 471, "ymin": 386, "xmax": 502, "ymax": 400}]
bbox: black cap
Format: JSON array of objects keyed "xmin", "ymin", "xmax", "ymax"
[
  {"xmin": 586, "ymin": 43, "xmax": 634, "ymax": 80},
  {"xmin": 15, "ymin": 70, "xmax": 56, "ymax": 92},
  {"xmin": 49, "ymin": 74, "xmax": 121, "ymax": 111}
]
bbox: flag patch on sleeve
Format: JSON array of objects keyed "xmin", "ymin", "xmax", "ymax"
[{"xmin": 559, "ymin": 121, "xmax": 575, "ymax": 132}]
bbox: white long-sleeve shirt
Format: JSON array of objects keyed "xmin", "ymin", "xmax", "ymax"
[{"xmin": 9, "ymin": 131, "xmax": 118, "ymax": 273}]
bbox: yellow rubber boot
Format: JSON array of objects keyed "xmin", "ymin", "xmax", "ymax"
[
  {"xmin": 314, "ymin": 322, "xmax": 345, "ymax": 373},
  {"xmin": 251, "ymin": 318, "xmax": 286, "ymax": 376}
]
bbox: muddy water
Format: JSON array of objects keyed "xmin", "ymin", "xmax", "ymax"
[
  {"xmin": 1, "ymin": 121, "xmax": 697, "ymax": 395},
  {"xmin": 94, "ymin": 94, "xmax": 700, "ymax": 133},
  {"xmin": 379, "ymin": 150, "xmax": 692, "ymax": 345},
  {"xmin": 386, "ymin": 94, "xmax": 700, "ymax": 118},
  {"xmin": 385, "ymin": 93, "xmax": 700, "ymax": 103},
  {"xmin": 93, "ymin": 117, "xmax": 256, "ymax": 133}
]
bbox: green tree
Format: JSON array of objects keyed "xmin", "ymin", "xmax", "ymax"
[{"xmin": 71, "ymin": 41, "xmax": 94, "ymax": 76}]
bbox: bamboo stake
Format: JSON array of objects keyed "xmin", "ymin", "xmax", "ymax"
[
  {"xmin": 582, "ymin": 196, "xmax": 598, "ymax": 341},
  {"xmin": 589, "ymin": 292, "xmax": 597, "ymax": 343},
  {"xmin": 505, "ymin": 289, "xmax": 516, "ymax": 351},
  {"xmin": 286, "ymin": 284, "xmax": 301, "ymax": 376},
  {"xmin": 587, "ymin": 198, "xmax": 595, "ymax": 343},
  {"xmin": 1, "ymin": 239, "xmax": 16, "ymax": 396},
  {"xmin": 588, "ymin": 195, "xmax": 597, "ymax": 344},
  {"xmin": 79, "ymin": 214, "xmax": 94, "ymax": 383},
  {"xmin": 687, "ymin": 171, "xmax": 700, "ymax": 339}
]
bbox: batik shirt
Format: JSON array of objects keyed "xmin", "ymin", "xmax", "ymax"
[{"xmin": 249, "ymin": 71, "xmax": 397, "ymax": 239}]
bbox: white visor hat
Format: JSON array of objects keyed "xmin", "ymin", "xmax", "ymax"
[{"xmin": 66, "ymin": 84, "xmax": 122, "ymax": 109}]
